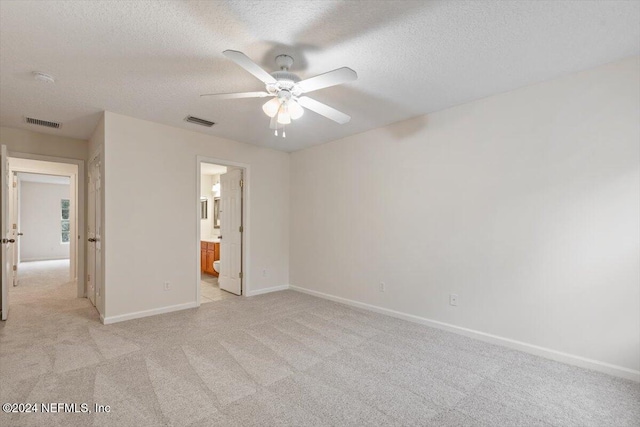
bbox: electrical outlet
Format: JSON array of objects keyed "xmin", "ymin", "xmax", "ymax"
[
  {"xmin": 449, "ymin": 294, "xmax": 458, "ymax": 306},
  {"xmin": 379, "ymin": 282, "xmax": 386, "ymax": 292},
  {"xmin": 164, "ymin": 281, "xmax": 170, "ymax": 291}
]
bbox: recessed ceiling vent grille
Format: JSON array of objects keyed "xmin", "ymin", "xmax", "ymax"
[
  {"xmin": 185, "ymin": 115, "xmax": 215, "ymax": 127},
  {"xmin": 25, "ymin": 117, "xmax": 61, "ymax": 129}
]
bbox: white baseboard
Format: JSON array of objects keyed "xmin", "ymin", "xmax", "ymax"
[
  {"xmin": 102, "ymin": 301, "xmax": 198, "ymax": 325},
  {"xmin": 21, "ymin": 256, "xmax": 70, "ymax": 262},
  {"xmin": 290, "ymin": 285, "xmax": 640, "ymax": 382},
  {"xmin": 245, "ymin": 284, "xmax": 290, "ymax": 297}
]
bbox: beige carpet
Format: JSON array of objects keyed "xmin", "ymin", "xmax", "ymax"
[
  {"xmin": 1, "ymin": 265, "xmax": 639, "ymax": 426},
  {"xmin": 12, "ymin": 259, "xmax": 70, "ymax": 289}
]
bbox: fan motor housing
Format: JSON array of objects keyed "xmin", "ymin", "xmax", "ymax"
[
  {"xmin": 267, "ymin": 70, "xmax": 302, "ymax": 96},
  {"xmin": 270, "ymin": 70, "xmax": 301, "ymax": 83}
]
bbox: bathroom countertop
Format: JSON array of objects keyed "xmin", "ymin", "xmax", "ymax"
[{"xmin": 201, "ymin": 237, "xmax": 220, "ymax": 243}]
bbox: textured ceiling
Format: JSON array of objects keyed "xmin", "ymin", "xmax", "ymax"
[{"xmin": 1, "ymin": 1, "xmax": 639, "ymax": 152}]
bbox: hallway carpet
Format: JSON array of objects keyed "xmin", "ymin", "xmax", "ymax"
[
  {"xmin": 12, "ymin": 259, "xmax": 70, "ymax": 289},
  {"xmin": 1, "ymin": 270, "xmax": 638, "ymax": 426}
]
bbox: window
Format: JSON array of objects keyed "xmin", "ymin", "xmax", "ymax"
[
  {"xmin": 200, "ymin": 198, "xmax": 208, "ymax": 219},
  {"xmin": 61, "ymin": 199, "xmax": 70, "ymax": 243}
]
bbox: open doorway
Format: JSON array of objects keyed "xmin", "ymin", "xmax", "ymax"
[
  {"xmin": 1, "ymin": 153, "xmax": 88, "ymax": 321},
  {"xmin": 14, "ymin": 172, "xmax": 72, "ymax": 286},
  {"xmin": 197, "ymin": 159, "xmax": 246, "ymax": 304}
]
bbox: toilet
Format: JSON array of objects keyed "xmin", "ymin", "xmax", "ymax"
[{"xmin": 213, "ymin": 260, "xmax": 220, "ymax": 274}]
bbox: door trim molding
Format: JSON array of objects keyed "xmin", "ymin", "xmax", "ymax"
[
  {"xmin": 196, "ymin": 156, "xmax": 250, "ymax": 305},
  {"xmin": 6, "ymin": 151, "xmax": 85, "ymax": 299}
]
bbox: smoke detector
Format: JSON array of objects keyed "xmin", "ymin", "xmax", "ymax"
[{"xmin": 32, "ymin": 72, "xmax": 55, "ymax": 83}]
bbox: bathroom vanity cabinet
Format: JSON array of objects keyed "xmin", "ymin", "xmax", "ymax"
[{"xmin": 201, "ymin": 241, "xmax": 220, "ymax": 276}]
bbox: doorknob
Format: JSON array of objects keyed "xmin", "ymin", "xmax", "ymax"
[
  {"xmin": 1, "ymin": 238, "xmax": 15, "ymax": 244},
  {"xmin": 17, "ymin": 232, "xmax": 23, "ymax": 236},
  {"xmin": 88, "ymin": 238, "xmax": 96, "ymax": 242}
]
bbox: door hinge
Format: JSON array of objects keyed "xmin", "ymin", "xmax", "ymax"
[
  {"xmin": 12, "ymin": 265, "xmax": 17, "ymax": 271},
  {"xmin": 239, "ymin": 179, "xmax": 243, "ymax": 188},
  {"xmin": 239, "ymin": 225, "xmax": 243, "ymax": 233},
  {"xmin": 239, "ymin": 272, "xmax": 243, "ymax": 279},
  {"xmin": 12, "ymin": 181, "xmax": 16, "ymax": 188},
  {"xmin": 88, "ymin": 274, "xmax": 91, "ymax": 282},
  {"xmin": 12, "ymin": 223, "xmax": 16, "ymax": 229}
]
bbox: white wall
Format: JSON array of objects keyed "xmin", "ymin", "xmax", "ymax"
[
  {"xmin": 290, "ymin": 56, "xmax": 640, "ymax": 376},
  {"xmin": 19, "ymin": 181, "xmax": 70, "ymax": 261},
  {"xmin": 102, "ymin": 112, "xmax": 289, "ymax": 319},
  {"xmin": 0, "ymin": 126, "xmax": 87, "ymax": 161}
]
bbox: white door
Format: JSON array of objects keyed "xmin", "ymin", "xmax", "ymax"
[
  {"xmin": 94, "ymin": 160, "xmax": 102, "ymax": 306},
  {"xmin": 1, "ymin": 145, "xmax": 11, "ymax": 320},
  {"xmin": 93, "ymin": 161, "xmax": 104, "ymax": 307},
  {"xmin": 219, "ymin": 169, "xmax": 242, "ymax": 295},
  {"xmin": 87, "ymin": 157, "xmax": 101, "ymax": 306},
  {"xmin": 10, "ymin": 173, "xmax": 19, "ymax": 287},
  {"xmin": 87, "ymin": 160, "xmax": 96, "ymax": 305}
]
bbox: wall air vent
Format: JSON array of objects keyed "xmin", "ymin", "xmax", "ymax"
[
  {"xmin": 25, "ymin": 117, "xmax": 61, "ymax": 129},
  {"xmin": 185, "ymin": 115, "xmax": 215, "ymax": 127}
]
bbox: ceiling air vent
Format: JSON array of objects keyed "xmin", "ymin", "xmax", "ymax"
[
  {"xmin": 25, "ymin": 117, "xmax": 61, "ymax": 129},
  {"xmin": 185, "ymin": 115, "xmax": 215, "ymax": 127}
]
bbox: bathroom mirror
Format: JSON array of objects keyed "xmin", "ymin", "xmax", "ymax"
[
  {"xmin": 200, "ymin": 198, "xmax": 208, "ymax": 219},
  {"xmin": 213, "ymin": 198, "xmax": 220, "ymax": 228}
]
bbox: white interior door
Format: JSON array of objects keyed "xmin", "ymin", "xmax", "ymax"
[
  {"xmin": 219, "ymin": 169, "xmax": 242, "ymax": 295},
  {"xmin": 94, "ymin": 160, "xmax": 102, "ymax": 306},
  {"xmin": 87, "ymin": 157, "xmax": 101, "ymax": 306},
  {"xmin": 10, "ymin": 172, "xmax": 19, "ymax": 287},
  {"xmin": 1, "ymin": 145, "xmax": 11, "ymax": 320},
  {"xmin": 87, "ymin": 159, "xmax": 96, "ymax": 306}
]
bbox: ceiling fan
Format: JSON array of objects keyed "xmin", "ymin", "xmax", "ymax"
[{"xmin": 201, "ymin": 50, "xmax": 357, "ymax": 137}]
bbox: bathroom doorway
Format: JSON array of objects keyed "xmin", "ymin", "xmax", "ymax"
[{"xmin": 197, "ymin": 159, "xmax": 245, "ymax": 304}]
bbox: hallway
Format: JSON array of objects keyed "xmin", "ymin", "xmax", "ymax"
[{"xmin": 4, "ymin": 259, "xmax": 99, "ymax": 331}]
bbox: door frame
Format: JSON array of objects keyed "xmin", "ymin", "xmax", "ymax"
[
  {"xmin": 7, "ymin": 151, "xmax": 85, "ymax": 298},
  {"xmin": 196, "ymin": 156, "xmax": 250, "ymax": 304}
]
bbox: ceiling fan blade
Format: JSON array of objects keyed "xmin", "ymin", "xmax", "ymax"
[
  {"xmin": 297, "ymin": 96, "xmax": 351, "ymax": 124},
  {"xmin": 200, "ymin": 91, "xmax": 270, "ymax": 99},
  {"xmin": 297, "ymin": 67, "xmax": 357, "ymax": 93},
  {"xmin": 223, "ymin": 50, "xmax": 277, "ymax": 85}
]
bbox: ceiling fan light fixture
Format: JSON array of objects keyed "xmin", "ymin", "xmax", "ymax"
[
  {"xmin": 262, "ymin": 97, "xmax": 281, "ymax": 118},
  {"xmin": 277, "ymin": 104, "xmax": 291, "ymax": 124},
  {"xmin": 288, "ymin": 100, "xmax": 304, "ymax": 120},
  {"xmin": 205, "ymin": 50, "xmax": 358, "ymax": 138}
]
